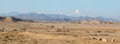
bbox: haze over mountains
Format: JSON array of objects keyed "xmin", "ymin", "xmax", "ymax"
[{"xmin": 0, "ymin": 12, "xmax": 117, "ymax": 22}]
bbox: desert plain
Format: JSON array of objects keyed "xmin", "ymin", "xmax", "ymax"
[{"xmin": 0, "ymin": 21, "xmax": 120, "ymax": 44}]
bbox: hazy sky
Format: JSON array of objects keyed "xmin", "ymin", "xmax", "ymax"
[{"xmin": 0, "ymin": 0, "xmax": 120, "ymax": 17}]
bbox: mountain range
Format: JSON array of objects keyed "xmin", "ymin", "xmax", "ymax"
[{"xmin": 0, "ymin": 12, "xmax": 117, "ymax": 22}]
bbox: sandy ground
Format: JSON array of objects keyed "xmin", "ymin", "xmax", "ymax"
[{"xmin": 0, "ymin": 22, "xmax": 120, "ymax": 44}]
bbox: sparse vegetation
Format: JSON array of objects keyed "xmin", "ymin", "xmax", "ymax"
[
  {"xmin": 56, "ymin": 28, "xmax": 62, "ymax": 32},
  {"xmin": 0, "ymin": 21, "xmax": 119, "ymax": 44},
  {"xmin": 0, "ymin": 29, "xmax": 5, "ymax": 32},
  {"xmin": 51, "ymin": 25, "xmax": 55, "ymax": 28},
  {"xmin": 96, "ymin": 31, "xmax": 102, "ymax": 33}
]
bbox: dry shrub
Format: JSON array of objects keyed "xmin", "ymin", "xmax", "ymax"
[
  {"xmin": 56, "ymin": 28, "xmax": 62, "ymax": 32},
  {"xmin": 0, "ymin": 32, "xmax": 37, "ymax": 44},
  {"xmin": 0, "ymin": 32, "xmax": 77, "ymax": 44},
  {"xmin": 96, "ymin": 31, "xmax": 102, "ymax": 33},
  {"xmin": 0, "ymin": 28, "xmax": 5, "ymax": 32},
  {"xmin": 21, "ymin": 28, "xmax": 26, "ymax": 30},
  {"xmin": 51, "ymin": 25, "xmax": 55, "ymax": 28}
]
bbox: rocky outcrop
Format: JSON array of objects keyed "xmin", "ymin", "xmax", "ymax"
[
  {"xmin": 80, "ymin": 20, "xmax": 89, "ymax": 24},
  {"xmin": 0, "ymin": 16, "xmax": 28, "ymax": 22},
  {"xmin": 80, "ymin": 20, "xmax": 113, "ymax": 24},
  {"xmin": 3, "ymin": 17, "xmax": 14, "ymax": 22},
  {"xmin": 89, "ymin": 20, "xmax": 101, "ymax": 24}
]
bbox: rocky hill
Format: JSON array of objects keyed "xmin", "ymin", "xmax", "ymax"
[
  {"xmin": 0, "ymin": 16, "xmax": 31, "ymax": 22},
  {"xmin": 12, "ymin": 13, "xmax": 115, "ymax": 22},
  {"xmin": 0, "ymin": 12, "xmax": 116, "ymax": 22}
]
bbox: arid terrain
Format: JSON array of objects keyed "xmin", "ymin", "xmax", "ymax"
[
  {"xmin": 1, "ymin": 0, "xmax": 120, "ymax": 44},
  {"xmin": 0, "ymin": 21, "xmax": 120, "ymax": 44}
]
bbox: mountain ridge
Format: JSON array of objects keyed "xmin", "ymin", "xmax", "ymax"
[{"xmin": 0, "ymin": 12, "xmax": 117, "ymax": 22}]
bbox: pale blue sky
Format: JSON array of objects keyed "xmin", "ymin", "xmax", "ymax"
[{"xmin": 0, "ymin": 0, "xmax": 120, "ymax": 18}]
